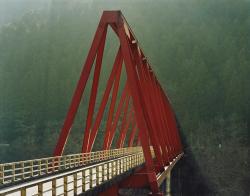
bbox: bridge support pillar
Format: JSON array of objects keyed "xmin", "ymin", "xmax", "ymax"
[
  {"xmin": 159, "ymin": 171, "xmax": 171, "ymax": 196},
  {"xmin": 166, "ymin": 171, "xmax": 171, "ymax": 196}
]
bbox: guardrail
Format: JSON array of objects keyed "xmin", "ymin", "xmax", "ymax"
[
  {"xmin": 0, "ymin": 147, "xmax": 142, "ymax": 185},
  {"xmin": 0, "ymin": 152, "xmax": 145, "ymax": 196}
]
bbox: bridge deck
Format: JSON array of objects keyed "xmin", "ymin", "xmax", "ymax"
[
  {"xmin": 0, "ymin": 152, "xmax": 145, "ymax": 195},
  {"xmin": 0, "ymin": 147, "xmax": 142, "ymax": 186},
  {"xmin": 0, "ymin": 151, "xmax": 184, "ymax": 196}
]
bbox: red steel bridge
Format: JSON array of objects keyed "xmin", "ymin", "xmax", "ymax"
[{"xmin": 0, "ymin": 11, "xmax": 183, "ymax": 196}]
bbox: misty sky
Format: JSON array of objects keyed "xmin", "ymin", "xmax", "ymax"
[{"xmin": 0, "ymin": 0, "xmax": 95, "ymax": 26}]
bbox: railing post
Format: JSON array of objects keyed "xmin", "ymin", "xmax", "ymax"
[
  {"xmin": 87, "ymin": 153, "xmax": 90, "ymax": 164},
  {"xmin": 57, "ymin": 157, "xmax": 61, "ymax": 170},
  {"xmin": 0, "ymin": 164, "xmax": 4, "ymax": 184},
  {"xmin": 30, "ymin": 161, "xmax": 34, "ymax": 177},
  {"xmin": 70, "ymin": 156, "xmax": 73, "ymax": 168},
  {"xmin": 89, "ymin": 168, "xmax": 93, "ymax": 188},
  {"xmin": 112, "ymin": 161, "xmax": 116, "ymax": 177},
  {"xmin": 120, "ymin": 159, "xmax": 123, "ymax": 174},
  {"xmin": 81, "ymin": 153, "xmax": 84, "ymax": 165},
  {"xmin": 82, "ymin": 170, "xmax": 86, "ymax": 192},
  {"xmin": 64, "ymin": 176, "xmax": 68, "ymax": 194},
  {"xmin": 96, "ymin": 166, "xmax": 100, "ymax": 185},
  {"xmin": 102, "ymin": 164, "xmax": 106, "ymax": 181},
  {"xmin": 76, "ymin": 155, "xmax": 79, "ymax": 167},
  {"xmin": 21, "ymin": 162, "xmax": 25, "ymax": 179},
  {"xmin": 122, "ymin": 158, "xmax": 125, "ymax": 173},
  {"xmin": 64, "ymin": 156, "xmax": 67, "ymax": 170},
  {"xmin": 38, "ymin": 160, "xmax": 42, "ymax": 175},
  {"xmin": 12, "ymin": 164, "xmax": 15, "ymax": 181},
  {"xmin": 51, "ymin": 158, "xmax": 54, "ymax": 172},
  {"xmin": 107, "ymin": 163, "xmax": 110, "ymax": 180},
  {"xmin": 117, "ymin": 159, "xmax": 120, "ymax": 175},
  {"xmin": 38, "ymin": 183, "xmax": 43, "ymax": 196},
  {"xmin": 46, "ymin": 159, "xmax": 49, "ymax": 173},
  {"xmin": 52, "ymin": 179, "xmax": 56, "ymax": 196},
  {"xmin": 124, "ymin": 157, "xmax": 127, "ymax": 171},
  {"xmin": 72, "ymin": 155, "xmax": 75, "ymax": 167},
  {"xmin": 128, "ymin": 156, "xmax": 131, "ymax": 169},
  {"xmin": 73, "ymin": 173, "xmax": 77, "ymax": 195}
]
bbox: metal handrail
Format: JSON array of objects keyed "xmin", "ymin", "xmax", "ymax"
[
  {"xmin": 0, "ymin": 152, "xmax": 146, "ymax": 195},
  {"xmin": 0, "ymin": 147, "xmax": 142, "ymax": 185}
]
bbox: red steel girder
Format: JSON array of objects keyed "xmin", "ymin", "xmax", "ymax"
[
  {"xmin": 53, "ymin": 10, "xmax": 183, "ymax": 195},
  {"xmin": 53, "ymin": 19, "xmax": 108, "ymax": 156},
  {"xmin": 81, "ymin": 28, "xmax": 107, "ymax": 153},
  {"xmin": 86, "ymin": 47, "xmax": 123, "ymax": 152},
  {"xmin": 103, "ymin": 83, "xmax": 129, "ymax": 149}
]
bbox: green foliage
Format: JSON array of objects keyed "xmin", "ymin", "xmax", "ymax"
[
  {"xmin": 190, "ymin": 115, "xmax": 249, "ymax": 195},
  {"xmin": 0, "ymin": 0, "xmax": 249, "ymax": 195}
]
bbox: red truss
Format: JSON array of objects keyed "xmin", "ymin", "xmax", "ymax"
[{"xmin": 53, "ymin": 10, "xmax": 183, "ymax": 195}]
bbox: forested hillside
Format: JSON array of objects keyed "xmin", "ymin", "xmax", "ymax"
[{"xmin": 0, "ymin": 0, "xmax": 249, "ymax": 195}]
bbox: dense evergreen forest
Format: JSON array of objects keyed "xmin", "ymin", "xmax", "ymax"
[{"xmin": 0, "ymin": 0, "xmax": 249, "ymax": 195}]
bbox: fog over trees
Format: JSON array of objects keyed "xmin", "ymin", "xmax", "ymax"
[{"xmin": 0, "ymin": 0, "xmax": 249, "ymax": 195}]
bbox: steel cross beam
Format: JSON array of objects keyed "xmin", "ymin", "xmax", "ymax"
[{"xmin": 53, "ymin": 10, "xmax": 183, "ymax": 195}]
